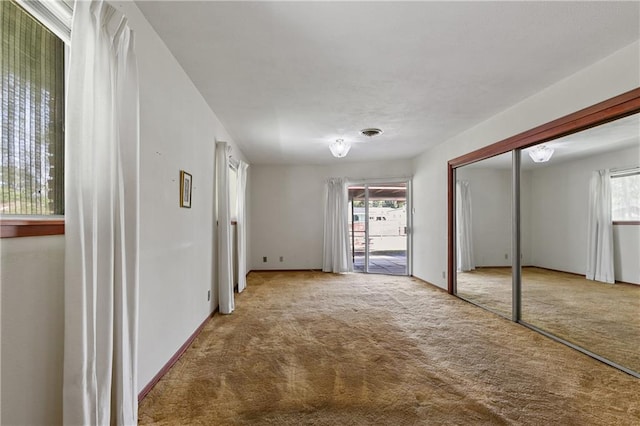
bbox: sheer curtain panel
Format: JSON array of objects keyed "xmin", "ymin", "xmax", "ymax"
[
  {"xmin": 586, "ymin": 169, "xmax": 615, "ymax": 283},
  {"xmin": 216, "ymin": 142, "xmax": 234, "ymax": 313},
  {"xmin": 456, "ymin": 180, "xmax": 475, "ymax": 272},
  {"xmin": 64, "ymin": 1, "xmax": 139, "ymax": 424},
  {"xmin": 236, "ymin": 161, "xmax": 249, "ymax": 293},
  {"xmin": 322, "ymin": 178, "xmax": 353, "ymax": 273}
]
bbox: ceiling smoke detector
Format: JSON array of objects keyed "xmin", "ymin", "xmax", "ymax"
[{"xmin": 360, "ymin": 128, "xmax": 383, "ymax": 138}]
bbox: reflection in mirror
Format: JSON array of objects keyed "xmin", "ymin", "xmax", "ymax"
[
  {"xmin": 455, "ymin": 152, "xmax": 513, "ymax": 318},
  {"xmin": 520, "ymin": 113, "xmax": 640, "ymax": 375}
]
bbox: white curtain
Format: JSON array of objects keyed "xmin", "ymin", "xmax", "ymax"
[
  {"xmin": 586, "ymin": 169, "xmax": 615, "ymax": 283},
  {"xmin": 322, "ymin": 178, "xmax": 353, "ymax": 273},
  {"xmin": 64, "ymin": 1, "xmax": 139, "ymax": 424},
  {"xmin": 236, "ymin": 161, "xmax": 249, "ymax": 293},
  {"xmin": 216, "ymin": 142, "xmax": 234, "ymax": 313},
  {"xmin": 456, "ymin": 180, "xmax": 475, "ymax": 272}
]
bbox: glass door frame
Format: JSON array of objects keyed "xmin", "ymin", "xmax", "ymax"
[{"xmin": 348, "ymin": 178, "xmax": 412, "ymax": 276}]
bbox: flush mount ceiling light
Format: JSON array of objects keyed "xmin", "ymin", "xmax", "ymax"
[
  {"xmin": 360, "ymin": 128, "xmax": 383, "ymax": 137},
  {"xmin": 528, "ymin": 145, "xmax": 554, "ymax": 163},
  {"xmin": 329, "ymin": 139, "xmax": 351, "ymax": 158}
]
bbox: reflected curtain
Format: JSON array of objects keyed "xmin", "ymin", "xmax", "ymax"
[
  {"xmin": 586, "ymin": 169, "xmax": 615, "ymax": 283},
  {"xmin": 322, "ymin": 178, "xmax": 353, "ymax": 273},
  {"xmin": 216, "ymin": 142, "xmax": 235, "ymax": 313},
  {"xmin": 236, "ymin": 161, "xmax": 249, "ymax": 293},
  {"xmin": 456, "ymin": 180, "xmax": 475, "ymax": 272},
  {"xmin": 64, "ymin": 1, "xmax": 139, "ymax": 424}
]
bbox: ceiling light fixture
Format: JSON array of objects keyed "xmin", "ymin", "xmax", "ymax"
[
  {"xmin": 528, "ymin": 145, "xmax": 554, "ymax": 163},
  {"xmin": 360, "ymin": 128, "xmax": 383, "ymax": 137},
  {"xmin": 329, "ymin": 138, "xmax": 351, "ymax": 158}
]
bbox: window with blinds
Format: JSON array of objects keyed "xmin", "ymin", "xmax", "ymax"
[{"xmin": 1, "ymin": 0, "xmax": 65, "ymax": 215}]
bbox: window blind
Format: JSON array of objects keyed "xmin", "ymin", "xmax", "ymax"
[{"xmin": 1, "ymin": 0, "xmax": 65, "ymax": 215}]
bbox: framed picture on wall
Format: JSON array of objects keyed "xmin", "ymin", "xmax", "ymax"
[{"xmin": 180, "ymin": 170, "xmax": 192, "ymax": 208}]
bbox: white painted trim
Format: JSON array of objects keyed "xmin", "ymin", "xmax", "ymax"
[
  {"xmin": 346, "ymin": 176, "xmax": 412, "ymax": 185},
  {"xmin": 16, "ymin": 0, "xmax": 73, "ymax": 44},
  {"xmin": 610, "ymin": 166, "xmax": 639, "ymax": 177}
]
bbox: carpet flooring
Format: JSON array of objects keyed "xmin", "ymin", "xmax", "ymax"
[
  {"xmin": 139, "ymin": 271, "xmax": 640, "ymax": 425},
  {"xmin": 457, "ymin": 267, "xmax": 640, "ymax": 373}
]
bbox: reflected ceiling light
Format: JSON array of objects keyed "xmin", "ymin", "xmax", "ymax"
[
  {"xmin": 329, "ymin": 138, "xmax": 351, "ymax": 158},
  {"xmin": 528, "ymin": 145, "xmax": 554, "ymax": 163}
]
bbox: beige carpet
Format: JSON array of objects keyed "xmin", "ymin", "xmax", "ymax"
[
  {"xmin": 457, "ymin": 267, "xmax": 514, "ymax": 317},
  {"xmin": 457, "ymin": 267, "xmax": 640, "ymax": 373},
  {"xmin": 139, "ymin": 271, "xmax": 640, "ymax": 425}
]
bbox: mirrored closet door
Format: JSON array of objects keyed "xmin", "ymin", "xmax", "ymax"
[
  {"xmin": 449, "ymin": 89, "xmax": 640, "ymax": 378},
  {"xmin": 455, "ymin": 152, "xmax": 513, "ymax": 319},
  {"xmin": 520, "ymin": 113, "xmax": 640, "ymax": 375}
]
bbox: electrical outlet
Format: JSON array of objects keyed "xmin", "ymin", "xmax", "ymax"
[
  {"xmin": 504, "ymin": 253, "xmax": 508, "ymax": 260},
  {"xmin": 279, "ymin": 256, "xmax": 284, "ymax": 262},
  {"xmin": 442, "ymin": 271, "xmax": 445, "ymax": 279},
  {"xmin": 263, "ymin": 256, "xmax": 267, "ymax": 263},
  {"xmin": 207, "ymin": 290, "xmax": 210, "ymax": 301}
]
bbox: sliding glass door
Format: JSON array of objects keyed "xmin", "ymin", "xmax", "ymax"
[{"xmin": 348, "ymin": 182, "xmax": 409, "ymax": 275}]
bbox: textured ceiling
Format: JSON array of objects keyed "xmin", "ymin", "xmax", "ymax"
[{"xmin": 136, "ymin": 1, "xmax": 639, "ymax": 165}]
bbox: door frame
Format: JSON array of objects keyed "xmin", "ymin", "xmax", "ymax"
[{"xmin": 347, "ymin": 177, "xmax": 412, "ymax": 276}]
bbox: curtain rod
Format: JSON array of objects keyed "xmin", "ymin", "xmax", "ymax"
[
  {"xmin": 610, "ymin": 165, "xmax": 639, "ymax": 176},
  {"xmin": 345, "ymin": 176, "xmax": 412, "ymax": 184}
]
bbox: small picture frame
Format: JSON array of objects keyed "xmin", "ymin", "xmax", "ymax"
[{"xmin": 180, "ymin": 170, "xmax": 192, "ymax": 208}]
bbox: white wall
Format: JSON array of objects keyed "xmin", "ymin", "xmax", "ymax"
[
  {"xmin": 455, "ymin": 165, "xmax": 534, "ymax": 267},
  {"xmin": 249, "ymin": 159, "xmax": 412, "ymax": 270},
  {"xmin": 412, "ymin": 40, "xmax": 640, "ymax": 289},
  {"xmin": 456, "ymin": 164, "xmax": 514, "ymax": 267},
  {"xmin": 114, "ymin": 2, "xmax": 248, "ymax": 392},
  {"xmin": 1, "ymin": 3, "xmax": 249, "ymax": 424},
  {"xmin": 1, "ymin": 236, "xmax": 65, "ymax": 425},
  {"xmin": 614, "ymin": 225, "xmax": 640, "ymax": 284},
  {"xmin": 528, "ymin": 145, "xmax": 640, "ymax": 284}
]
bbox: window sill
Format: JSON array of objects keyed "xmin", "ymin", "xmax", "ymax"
[
  {"xmin": 613, "ymin": 221, "xmax": 640, "ymax": 226},
  {"xmin": 0, "ymin": 218, "xmax": 65, "ymax": 238}
]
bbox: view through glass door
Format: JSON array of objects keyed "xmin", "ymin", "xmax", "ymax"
[{"xmin": 348, "ymin": 182, "xmax": 408, "ymax": 275}]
